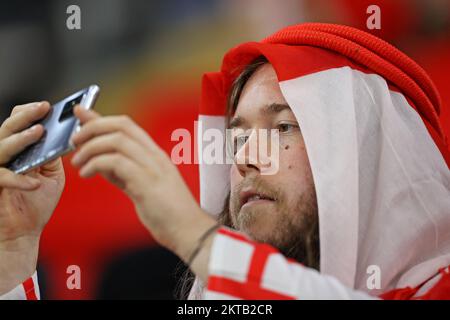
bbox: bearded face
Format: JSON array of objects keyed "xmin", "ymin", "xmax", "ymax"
[{"xmin": 224, "ymin": 63, "xmax": 320, "ymax": 270}]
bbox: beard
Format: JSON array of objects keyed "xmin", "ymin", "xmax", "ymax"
[{"xmin": 219, "ymin": 176, "xmax": 320, "ymax": 270}]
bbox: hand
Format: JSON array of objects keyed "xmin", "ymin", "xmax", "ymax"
[
  {"xmin": 0, "ymin": 102, "xmax": 65, "ymax": 294},
  {"xmin": 71, "ymin": 106, "xmax": 216, "ymax": 262}
]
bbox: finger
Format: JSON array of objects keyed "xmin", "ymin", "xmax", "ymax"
[
  {"xmin": 0, "ymin": 124, "xmax": 45, "ymax": 165},
  {"xmin": 73, "ymin": 105, "xmax": 101, "ymax": 124},
  {"xmin": 71, "ymin": 132, "xmax": 153, "ymax": 168},
  {"xmin": 0, "ymin": 102, "xmax": 50, "ymax": 140},
  {"xmin": 0, "ymin": 168, "xmax": 41, "ymax": 190},
  {"xmin": 71, "ymin": 115, "xmax": 159, "ymax": 153},
  {"xmin": 79, "ymin": 153, "xmax": 140, "ymax": 183},
  {"xmin": 10, "ymin": 101, "xmax": 48, "ymax": 116}
]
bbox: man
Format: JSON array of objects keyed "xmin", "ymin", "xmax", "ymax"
[{"xmin": 1, "ymin": 23, "xmax": 449, "ymax": 300}]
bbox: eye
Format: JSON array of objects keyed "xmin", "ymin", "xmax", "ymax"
[
  {"xmin": 277, "ymin": 123, "xmax": 299, "ymax": 133},
  {"xmin": 233, "ymin": 134, "xmax": 249, "ymax": 155}
]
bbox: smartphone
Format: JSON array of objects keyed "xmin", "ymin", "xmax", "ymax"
[{"xmin": 7, "ymin": 85, "xmax": 100, "ymax": 174}]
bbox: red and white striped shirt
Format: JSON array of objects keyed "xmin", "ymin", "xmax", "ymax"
[
  {"xmin": 0, "ymin": 272, "xmax": 39, "ymax": 300},
  {"xmin": 202, "ymin": 227, "xmax": 450, "ymax": 300}
]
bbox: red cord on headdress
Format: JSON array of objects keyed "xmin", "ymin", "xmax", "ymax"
[{"xmin": 263, "ymin": 23, "xmax": 444, "ymax": 139}]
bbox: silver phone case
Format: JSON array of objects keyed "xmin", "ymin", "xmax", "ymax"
[{"xmin": 8, "ymin": 85, "xmax": 100, "ymax": 174}]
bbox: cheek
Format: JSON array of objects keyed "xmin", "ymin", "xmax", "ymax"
[
  {"xmin": 230, "ymin": 165, "xmax": 241, "ymax": 190},
  {"xmin": 278, "ymin": 142, "xmax": 312, "ymax": 191},
  {"xmin": 280, "ymin": 149, "xmax": 297, "ymax": 174}
]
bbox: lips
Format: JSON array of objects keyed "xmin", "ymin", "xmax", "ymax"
[{"xmin": 240, "ymin": 189, "xmax": 275, "ymax": 208}]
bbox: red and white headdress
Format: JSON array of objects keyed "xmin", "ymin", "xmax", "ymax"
[{"xmin": 197, "ymin": 23, "xmax": 450, "ymax": 295}]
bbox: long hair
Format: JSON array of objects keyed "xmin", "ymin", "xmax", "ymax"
[{"xmin": 174, "ymin": 57, "xmax": 268, "ymax": 300}]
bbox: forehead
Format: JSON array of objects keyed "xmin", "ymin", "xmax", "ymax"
[
  {"xmin": 235, "ymin": 63, "xmax": 288, "ymax": 115},
  {"xmin": 235, "ymin": 63, "xmax": 286, "ymax": 115}
]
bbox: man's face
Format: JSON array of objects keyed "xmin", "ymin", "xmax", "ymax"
[{"xmin": 228, "ymin": 63, "xmax": 319, "ymax": 266}]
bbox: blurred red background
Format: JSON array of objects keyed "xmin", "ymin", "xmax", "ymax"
[{"xmin": 0, "ymin": 0, "xmax": 448, "ymax": 299}]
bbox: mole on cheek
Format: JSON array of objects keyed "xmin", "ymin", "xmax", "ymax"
[
  {"xmin": 284, "ymin": 145, "xmax": 290, "ymax": 150},
  {"xmin": 288, "ymin": 165, "xmax": 293, "ymax": 170}
]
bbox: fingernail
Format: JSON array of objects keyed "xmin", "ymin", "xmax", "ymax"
[
  {"xmin": 71, "ymin": 133, "xmax": 79, "ymax": 145},
  {"xmin": 27, "ymin": 125, "xmax": 39, "ymax": 132},
  {"xmin": 72, "ymin": 153, "xmax": 80, "ymax": 165},
  {"xmin": 37, "ymin": 101, "xmax": 49, "ymax": 109}
]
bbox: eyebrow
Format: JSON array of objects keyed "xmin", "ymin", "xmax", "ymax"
[
  {"xmin": 229, "ymin": 103, "xmax": 291, "ymax": 129},
  {"xmin": 261, "ymin": 103, "xmax": 291, "ymax": 115},
  {"xmin": 229, "ymin": 116, "xmax": 246, "ymax": 129}
]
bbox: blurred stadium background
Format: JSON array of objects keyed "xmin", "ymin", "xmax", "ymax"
[{"xmin": 0, "ymin": 0, "xmax": 449, "ymax": 299}]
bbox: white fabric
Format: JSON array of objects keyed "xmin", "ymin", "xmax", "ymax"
[
  {"xmin": 208, "ymin": 233, "xmax": 254, "ymax": 283},
  {"xmin": 204, "ymin": 291, "xmax": 240, "ymax": 300},
  {"xmin": 0, "ymin": 271, "xmax": 39, "ymax": 300},
  {"xmin": 34, "ymin": 271, "xmax": 40, "ymax": 300},
  {"xmin": 204, "ymin": 231, "xmax": 376, "ymax": 299},
  {"xmin": 0, "ymin": 283, "xmax": 27, "ymax": 300},
  {"xmin": 197, "ymin": 115, "xmax": 230, "ymax": 216},
  {"xmin": 280, "ymin": 67, "xmax": 450, "ymax": 295},
  {"xmin": 196, "ymin": 66, "xmax": 450, "ymax": 298}
]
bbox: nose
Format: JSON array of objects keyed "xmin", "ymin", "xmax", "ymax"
[{"xmin": 234, "ymin": 129, "xmax": 266, "ymax": 177}]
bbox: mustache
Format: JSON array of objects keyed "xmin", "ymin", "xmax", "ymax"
[{"xmin": 231, "ymin": 176, "xmax": 280, "ymax": 211}]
